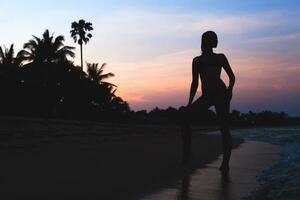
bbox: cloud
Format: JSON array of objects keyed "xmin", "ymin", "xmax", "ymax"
[
  {"xmin": 96, "ymin": 10, "xmax": 294, "ymax": 37},
  {"xmin": 246, "ymin": 32, "xmax": 300, "ymax": 44},
  {"xmin": 122, "ymin": 94, "xmax": 150, "ymax": 103},
  {"xmin": 85, "ymin": 8, "xmax": 300, "ymax": 65}
]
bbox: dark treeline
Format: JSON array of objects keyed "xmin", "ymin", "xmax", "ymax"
[
  {"xmin": 127, "ymin": 107, "xmax": 300, "ymax": 126},
  {"xmin": 0, "ymin": 29, "xmax": 130, "ymax": 121}
]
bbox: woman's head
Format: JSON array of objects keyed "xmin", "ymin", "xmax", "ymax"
[{"xmin": 201, "ymin": 31, "xmax": 218, "ymax": 52}]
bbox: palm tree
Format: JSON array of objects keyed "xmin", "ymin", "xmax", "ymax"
[
  {"xmin": 98, "ymin": 83, "xmax": 130, "ymax": 113},
  {"xmin": 98, "ymin": 82, "xmax": 117, "ymax": 106},
  {"xmin": 0, "ymin": 44, "xmax": 16, "ymax": 66},
  {"xmin": 0, "ymin": 44, "xmax": 22, "ymax": 75},
  {"xmin": 70, "ymin": 19, "xmax": 93, "ymax": 71},
  {"xmin": 86, "ymin": 62, "xmax": 115, "ymax": 85},
  {"xmin": 17, "ymin": 29, "xmax": 75, "ymax": 65},
  {"xmin": 110, "ymin": 96, "xmax": 130, "ymax": 113}
]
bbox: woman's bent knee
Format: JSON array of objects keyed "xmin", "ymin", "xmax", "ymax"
[{"xmin": 220, "ymin": 126, "xmax": 230, "ymax": 134}]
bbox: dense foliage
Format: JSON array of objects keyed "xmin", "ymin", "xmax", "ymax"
[
  {"xmin": 127, "ymin": 107, "xmax": 298, "ymax": 126},
  {"xmin": 0, "ymin": 30, "xmax": 129, "ymax": 121}
]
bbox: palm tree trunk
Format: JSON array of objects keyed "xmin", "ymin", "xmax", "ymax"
[{"xmin": 80, "ymin": 44, "xmax": 83, "ymax": 72}]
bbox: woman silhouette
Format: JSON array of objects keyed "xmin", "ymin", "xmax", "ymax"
[{"xmin": 181, "ymin": 31, "xmax": 235, "ymax": 173}]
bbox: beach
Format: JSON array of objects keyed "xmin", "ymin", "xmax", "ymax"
[
  {"xmin": 142, "ymin": 140, "xmax": 280, "ymax": 200},
  {"xmin": 0, "ymin": 117, "xmax": 282, "ymax": 200}
]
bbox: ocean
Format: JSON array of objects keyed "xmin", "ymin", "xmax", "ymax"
[
  {"xmin": 233, "ymin": 127, "xmax": 300, "ymax": 200},
  {"xmin": 141, "ymin": 126, "xmax": 300, "ymax": 200}
]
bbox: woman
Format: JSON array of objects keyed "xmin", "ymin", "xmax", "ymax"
[{"xmin": 181, "ymin": 31, "xmax": 235, "ymax": 173}]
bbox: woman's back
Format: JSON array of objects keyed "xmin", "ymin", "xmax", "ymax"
[{"xmin": 194, "ymin": 53, "xmax": 226, "ymax": 96}]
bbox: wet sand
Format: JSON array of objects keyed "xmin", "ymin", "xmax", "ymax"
[
  {"xmin": 142, "ymin": 141, "xmax": 281, "ymax": 200},
  {"xmin": 0, "ymin": 117, "xmax": 243, "ymax": 199}
]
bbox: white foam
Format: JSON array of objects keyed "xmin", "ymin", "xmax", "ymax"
[{"xmin": 233, "ymin": 127, "xmax": 300, "ymax": 200}]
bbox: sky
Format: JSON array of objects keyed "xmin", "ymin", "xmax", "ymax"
[{"xmin": 1, "ymin": 0, "xmax": 300, "ymax": 116}]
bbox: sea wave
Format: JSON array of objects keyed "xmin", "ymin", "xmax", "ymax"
[{"xmin": 232, "ymin": 127, "xmax": 300, "ymax": 200}]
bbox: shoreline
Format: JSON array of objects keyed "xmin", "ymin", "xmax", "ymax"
[{"xmin": 141, "ymin": 140, "xmax": 281, "ymax": 200}]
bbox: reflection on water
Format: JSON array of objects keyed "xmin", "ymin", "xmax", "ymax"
[
  {"xmin": 218, "ymin": 174, "xmax": 231, "ymax": 200},
  {"xmin": 142, "ymin": 158, "xmax": 236, "ymax": 200},
  {"xmin": 177, "ymin": 174, "xmax": 190, "ymax": 200},
  {"xmin": 176, "ymin": 171, "xmax": 228, "ymax": 200},
  {"xmin": 141, "ymin": 141, "xmax": 280, "ymax": 200}
]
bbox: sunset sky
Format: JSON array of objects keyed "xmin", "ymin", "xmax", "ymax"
[{"xmin": 1, "ymin": 0, "xmax": 300, "ymax": 115}]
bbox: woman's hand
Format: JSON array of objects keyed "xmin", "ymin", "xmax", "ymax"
[{"xmin": 226, "ymin": 88, "xmax": 233, "ymax": 101}]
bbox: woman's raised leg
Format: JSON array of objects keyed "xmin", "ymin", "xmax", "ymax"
[{"xmin": 180, "ymin": 96, "xmax": 211, "ymax": 164}]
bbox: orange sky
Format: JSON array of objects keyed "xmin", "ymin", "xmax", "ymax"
[{"xmin": 112, "ymin": 47, "xmax": 300, "ymax": 115}]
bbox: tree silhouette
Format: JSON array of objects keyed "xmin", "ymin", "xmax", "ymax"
[
  {"xmin": 0, "ymin": 44, "xmax": 21, "ymax": 78},
  {"xmin": 85, "ymin": 62, "xmax": 118, "ymax": 111},
  {"xmin": 110, "ymin": 96, "xmax": 130, "ymax": 114},
  {"xmin": 0, "ymin": 28, "xmax": 132, "ymax": 121},
  {"xmin": 17, "ymin": 29, "xmax": 75, "ymax": 63},
  {"xmin": 0, "ymin": 44, "xmax": 15, "ymax": 65},
  {"xmin": 86, "ymin": 62, "xmax": 115, "ymax": 85},
  {"xmin": 97, "ymin": 82, "xmax": 129, "ymax": 114},
  {"xmin": 17, "ymin": 29, "xmax": 75, "ymax": 65},
  {"xmin": 0, "ymin": 44, "xmax": 22, "ymax": 115},
  {"xmin": 70, "ymin": 19, "xmax": 93, "ymax": 71},
  {"xmin": 100, "ymin": 82, "xmax": 117, "ymax": 104}
]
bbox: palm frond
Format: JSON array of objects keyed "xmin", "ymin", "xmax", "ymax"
[
  {"xmin": 53, "ymin": 35, "xmax": 65, "ymax": 49},
  {"xmin": 7, "ymin": 44, "xmax": 14, "ymax": 62},
  {"xmin": 99, "ymin": 72, "xmax": 115, "ymax": 80},
  {"xmin": 99, "ymin": 63, "xmax": 106, "ymax": 71},
  {"xmin": 0, "ymin": 46, "xmax": 4, "ymax": 63},
  {"xmin": 0, "ymin": 44, "xmax": 15, "ymax": 65},
  {"xmin": 101, "ymin": 81, "xmax": 117, "ymax": 87},
  {"xmin": 43, "ymin": 29, "xmax": 51, "ymax": 40},
  {"xmin": 17, "ymin": 50, "xmax": 34, "ymax": 62}
]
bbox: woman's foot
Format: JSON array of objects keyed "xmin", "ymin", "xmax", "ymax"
[{"xmin": 219, "ymin": 163, "xmax": 230, "ymax": 174}]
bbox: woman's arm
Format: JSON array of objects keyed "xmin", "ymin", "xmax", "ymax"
[
  {"xmin": 221, "ymin": 54, "xmax": 235, "ymax": 91},
  {"xmin": 188, "ymin": 58, "xmax": 199, "ymax": 106},
  {"xmin": 221, "ymin": 54, "xmax": 235, "ymax": 100}
]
